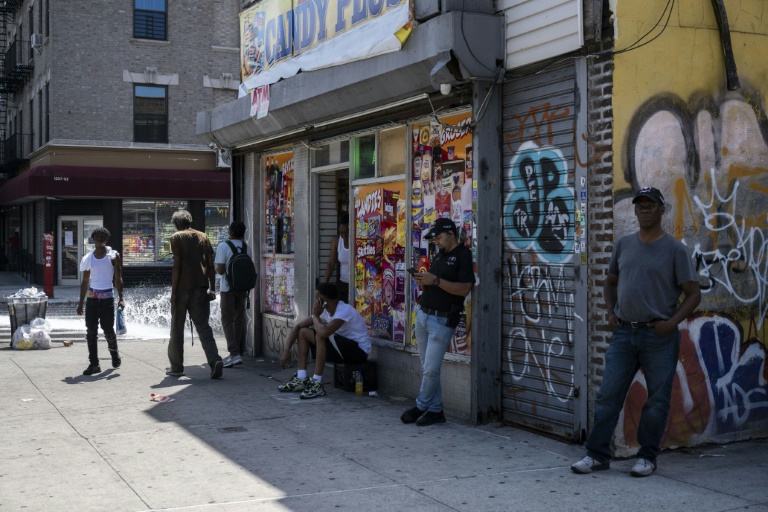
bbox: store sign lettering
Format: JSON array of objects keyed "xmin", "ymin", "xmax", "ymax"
[
  {"xmin": 264, "ymin": 0, "xmax": 405, "ymax": 66},
  {"xmin": 440, "ymin": 116, "xmax": 472, "ymax": 146},
  {"xmin": 355, "ymin": 189, "xmax": 382, "ymax": 218}
]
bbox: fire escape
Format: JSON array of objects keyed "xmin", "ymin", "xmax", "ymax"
[{"xmin": 0, "ymin": 0, "xmax": 33, "ymax": 178}]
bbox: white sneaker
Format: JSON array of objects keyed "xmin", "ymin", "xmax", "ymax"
[
  {"xmin": 630, "ymin": 457, "xmax": 656, "ymax": 477},
  {"xmin": 570, "ymin": 455, "xmax": 610, "ymax": 474},
  {"xmin": 223, "ymin": 355, "xmax": 243, "ymax": 368}
]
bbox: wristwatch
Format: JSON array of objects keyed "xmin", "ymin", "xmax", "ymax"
[{"xmin": 433, "ymin": 277, "xmax": 441, "ymax": 287}]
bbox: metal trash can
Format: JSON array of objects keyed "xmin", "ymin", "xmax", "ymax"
[{"xmin": 7, "ymin": 296, "xmax": 48, "ymax": 334}]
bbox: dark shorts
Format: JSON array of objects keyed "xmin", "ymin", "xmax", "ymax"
[{"xmin": 310, "ymin": 332, "xmax": 368, "ymax": 365}]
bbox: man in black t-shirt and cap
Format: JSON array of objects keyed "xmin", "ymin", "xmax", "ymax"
[{"xmin": 401, "ymin": 217, "xmax": 474, "ymax": 426}]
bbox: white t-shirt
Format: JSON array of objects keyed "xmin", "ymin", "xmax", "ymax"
[
  {"xmin": 215, "ymin": 239, "xmax": 251, "ymax": 293},
  {"xmin": 320, "ymin": 301, "xmax": 371, "ymax": 354}
]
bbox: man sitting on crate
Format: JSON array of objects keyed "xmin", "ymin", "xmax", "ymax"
[{"xmin": 279, "ymin": 282, "xmax": 371, "ymax": 399}]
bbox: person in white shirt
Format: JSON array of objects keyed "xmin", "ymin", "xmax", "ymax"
[
  {"xmin": 215, "ymin": 221, "xmax": 250, "ymax": 368},
  {"xmin": 76, "ymin": 227, "xmax": 124, "ymax": 376},
  {"xmin": 278, "ymin": 282, "xmax": 371, "ymax": 399}
]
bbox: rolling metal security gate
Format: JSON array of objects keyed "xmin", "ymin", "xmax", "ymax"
[{"xmin": 500, "ymin": 59, "xmax": 587, "ymax": 440}]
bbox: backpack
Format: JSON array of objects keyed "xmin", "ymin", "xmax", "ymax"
[{"xmin": 225, "ymin": 241, "xmax": 257, "ymax": 292}]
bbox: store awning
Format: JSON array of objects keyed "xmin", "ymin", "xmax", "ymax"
[
  {"xmin": 0, "ymin": 165, "xmax": 230, "ymax": 205},
  {"xmin": 197, "ymin": 11, "xmax": 503, "ymax": 149}
]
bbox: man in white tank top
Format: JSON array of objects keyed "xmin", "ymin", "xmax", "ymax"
[
  {"xmin": 322, "ymin": 212, "xmax": 350, "ymax": 301},
  {"xmin": 77, "ymin": 227, "xmax": 124, "ymax": 376}
]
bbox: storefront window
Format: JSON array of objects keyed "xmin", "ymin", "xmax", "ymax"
[
  {"xmin": 354, "ymin": 134, "xmax": 376, "ymax": 179},
  {"xmin": 122, "ymin": 200, "xmax": 187, "ymax": 265},
  {"xmin": 205, "ymin": 201, "xmax": 230, "ymax": 248},
  {"xmin": 262, "ymin": 152, "xmax": 295, "ymax": 316},
  {"xmin": 410, "ymin": 112, "xmax": 475, "ymax": 356},
  {"xmin": 380, "ymin": 126, "xmax": 406, "ymax": 177}
]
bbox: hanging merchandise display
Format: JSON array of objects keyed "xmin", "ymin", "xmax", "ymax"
[
  {"xmin": 410, "ymin": 111, "xmax": 475, "ymax": 356},
  {"xmin": 353, "ymin": 182, "xmax": 407, "ymax": 343}
]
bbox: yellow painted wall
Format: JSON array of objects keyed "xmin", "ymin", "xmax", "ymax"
[
  {"xmin": 610, "ymin": 0, "xmax": 768, "ymax": 454},
  {"xmin": 613, "ymin": 0, "xmax": 768, "ymax": 189}
]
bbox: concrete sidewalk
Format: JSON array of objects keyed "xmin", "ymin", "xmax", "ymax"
[{"xmin": 1, "ymin": 337, "xmax": 766, "ymax": 512}]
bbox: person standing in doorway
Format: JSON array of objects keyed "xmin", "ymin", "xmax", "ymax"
[
  {"xmin": 76, "ymin": 227, "xmax": 124, "ymax": 375},
  {"xmin": 8, "ymin": 230, "xmax": 20, "ymax": 271},
  {"xmin": 401, "ymin": 218, "xmax": 474, "ymax": 426},
  {"xmin": 322, "ymin": 212, "xmax": 350, "ymax": 301},
  {"xmin": 570, "ymin": 187, "xmax": 700, "ymax": 477},
  {"xmin": 215, "ymin": 221, "xmax": 249, "ymax": 368},
  {"xmin": 167, "ymin": 210, "xmax": 223, "ymax": 379}
]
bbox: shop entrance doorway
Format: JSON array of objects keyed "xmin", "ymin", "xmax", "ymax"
[
  {"xmin": 58, "ymin": 216, "xmax": 103, "ymax": 286},
  {"xmin": 313, "ymin": 168, "xmax": 350, "ymax": 301}
]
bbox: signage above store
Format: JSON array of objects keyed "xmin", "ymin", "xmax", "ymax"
[
  {"xmin": 250, "ymin": 85, "xmax": 270, "ymax": 119},
  {"xmin": 239, "ymin": 0, "xmax": 413, "ymax": 93}
]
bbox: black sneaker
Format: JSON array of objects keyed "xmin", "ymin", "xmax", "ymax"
[
  {"xmin": 210, "ymin": 360, "xmax": 223, "ymax": 379},
  {"xmin": 83, "ymin": 364, "xmax": 101, "ymax": 376},
  {"xmin": 416, "ymin": 410, "xmax": 446, "ymax": 426},
  {"xmin": 400, "ymin": 406, "xmax": 425, "ymax": 424},
  {"xmin": 110, "ymin": 350, "xmax": 121, "ymax": 369},
  {"xmin": 165, "ymin": 370, "xmax": 185, "ymax": 377}
]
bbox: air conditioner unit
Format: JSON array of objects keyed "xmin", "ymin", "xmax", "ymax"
[
  {"xmin": 30, "ymin": 34, "xmax": 43, "ymax": 50},
  {"xmin": 216, "ymin": 148, "xmax": 232, "ymax": 169}
]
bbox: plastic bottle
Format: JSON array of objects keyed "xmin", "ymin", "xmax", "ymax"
[
  {"xmin": 116, "ymin": 305, "xmax": 127, "ymax": 335},
  {"xmin": 355, "ymin": 370, "xmax": 364, "ymax": 396}
]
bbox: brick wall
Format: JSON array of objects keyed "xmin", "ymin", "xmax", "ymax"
[
  {"xmin": 19, "ymin": 0, "xmax": 239, "ymax": 146},
  {"xmin": 585, "ymin": 38, "xmax": 615, "ymax": 426}
]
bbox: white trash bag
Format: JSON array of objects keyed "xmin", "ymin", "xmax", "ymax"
[
  {"xmin": 12, "ymin": 320, "xmax": 51, "ymax": 350},
  {"xmin": 30, "ymin": 328, "xmax": 51, "ymax": 350},
  {"xmin": 30, "ymin": 317, "xmax": 52, "ymax": 333},
  {"xmin": 12, "ymin": 324, "xmax": 33, "ymax": 350}
]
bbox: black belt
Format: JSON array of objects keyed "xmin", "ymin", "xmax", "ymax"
[
  {"xmin": 421, "ymin": 306, "xmax": 450, "ymax": 318},
  {"xmin": 617, "ymin": 319, "xmax": 654, "ymax": 329}
]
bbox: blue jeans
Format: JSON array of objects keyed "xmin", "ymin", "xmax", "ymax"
[
  {"xmin": 586, "ymin": 326, "xmax": 680, "ymax": 463},
  {"xmin": 414, "ymin": 307, "xmax": 455, "ymax": 413}
]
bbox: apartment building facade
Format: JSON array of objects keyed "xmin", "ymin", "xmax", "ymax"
[{"xmin": 0, "ymin": 0, "xmax": 240, "ymax": 286}]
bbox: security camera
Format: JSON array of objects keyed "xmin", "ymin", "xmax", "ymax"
[
  {"xmin": 208, "ymin": 142, "xmax": 217, "ymax": 150},
  {"xmin": 440, "ymin": 83, "xmax": 452, "ymax": 95}
]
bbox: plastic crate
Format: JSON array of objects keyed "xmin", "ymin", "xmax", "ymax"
[
  {"xmin": 333, "ymin": 361, "xmax": 378, "ymax": 392},
  {"xmin": 7, "ymin": 296, "xmax": 48, "ymax": 334}
]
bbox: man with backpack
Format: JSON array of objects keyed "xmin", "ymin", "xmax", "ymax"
[{"xmin": 215, "ymin": 221, "xmax": 256, "ymax": 368}]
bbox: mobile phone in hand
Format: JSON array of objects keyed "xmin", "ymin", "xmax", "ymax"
[{"xmin": 407, "ymin": 267, "xmax": 417, "ymax": 275}]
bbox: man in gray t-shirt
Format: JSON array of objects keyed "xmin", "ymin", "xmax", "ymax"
[{"xmin": 571, "ymin": 186, "xmax": 701, "ymax": 478}]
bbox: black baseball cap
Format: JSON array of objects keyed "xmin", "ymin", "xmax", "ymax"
[
  {"xmin": 424, "ymin": 218, "xmax": 458, "ymax": 239},
  {"xmin": 632, "ymin": 186, "xmax": 664, "ymax": 205}
]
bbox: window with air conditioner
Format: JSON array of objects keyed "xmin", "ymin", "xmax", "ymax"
[{"xmin": 30, "ymin": 34, "xmax": 43, "ymax": 49}]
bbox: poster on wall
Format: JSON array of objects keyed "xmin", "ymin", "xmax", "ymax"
[
  {"xmin": 263, "ymin": 152, "xmax": 295, "ymax": 317},
  {"xmin": 264, "ymin": 257, "xmax": 295, "ymax": 316},
  {"xmin": 353, "ymin": 182, "xmax": 407, "ymax": 343},
  {"xmin": 410, "ymin": 112, "xmax": 475, "ymax": 356}
]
